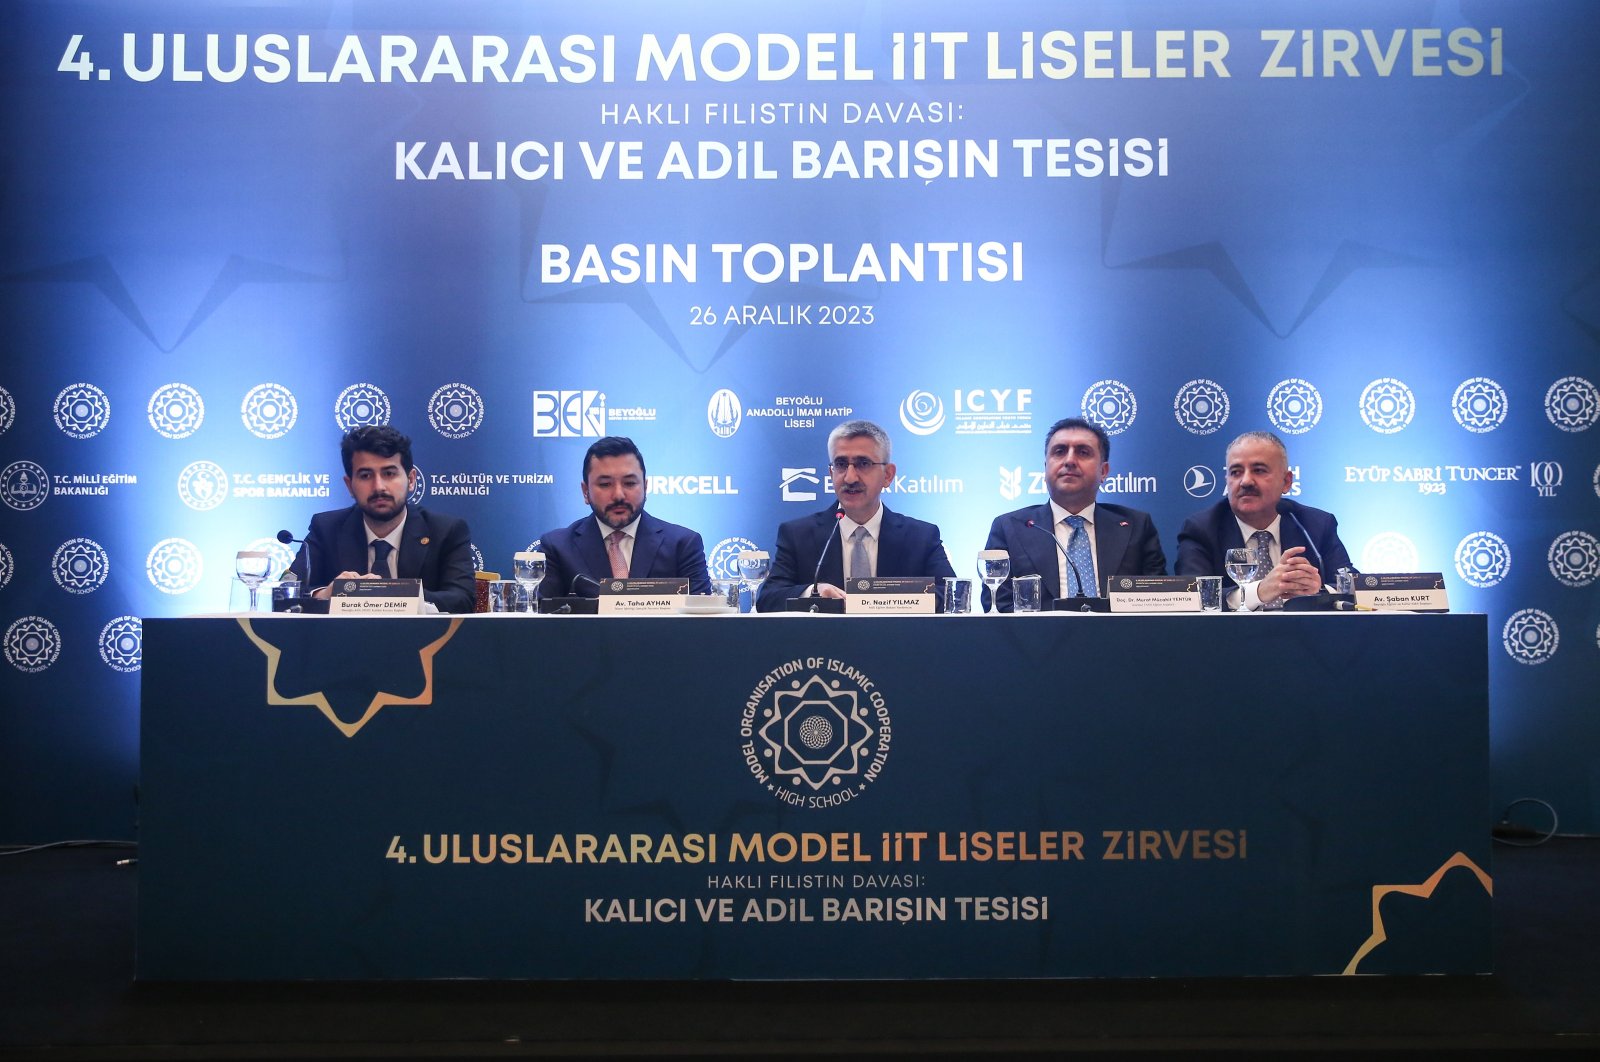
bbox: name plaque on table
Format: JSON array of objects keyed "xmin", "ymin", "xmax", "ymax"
[
  {"xmin": 597, "ymin": 577, "xmax": 689, "ymax": 615},
  {"xmin": 1107, "ymin": 575, "xmax": 1200, "ymax": 614},
  {"xmin": 845, "ymin": 576, "xmax": 937, "ymax": 614},
  {"xmin": 328, "ymin": 579, "xmax": 422, "ymax": 616},
  {"xmin": 1353, "ymin": 573, "xmax": 1449, "ymax": 613}
]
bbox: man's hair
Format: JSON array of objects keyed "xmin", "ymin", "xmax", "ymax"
[
  {"xmin": 1043, "ymin": 417, "xmax": 1110, "ymax": 462},
  {"xmin": 583, "ymin": 436, "xmax": 646, "ymax": 480},
  {"xmin": 827, "ymin": 419, "xmax": 892, "ymax": 462},
  {"xmin": 341, "ymin": 425, "xmax": 413, "ymax": 476},
  {"xmin": 1224, "ymin": 430, "xmax": 1288, "ymax": 465}
]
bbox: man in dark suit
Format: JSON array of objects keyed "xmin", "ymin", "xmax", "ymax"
[
  {"xmin": 1175, "ymin": 430, "xmax": 1353, "ymax": 610},
  {"xmin": 757, "ymin": 419, "xmax": 956, "ymax": 611},
  {"xmin": 983, "ymin": 417, "xmax": 1166, "ymax": 611},
  {"xmin": 294, "ymin": 425, "xmax": 476, "ymax": 614},
  {"xmin": 537, "ymin": 436, "xmax": 712, "ymax": 599}
]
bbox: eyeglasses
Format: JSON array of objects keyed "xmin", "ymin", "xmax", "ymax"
[{"xmin": 829, "ymin": 457, "xmax": 887, "ymax": 474}]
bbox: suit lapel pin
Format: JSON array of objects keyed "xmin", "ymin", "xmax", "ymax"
[{"xmin": 419, "ymin": 537, "xmax": 430, "ymax": 546}]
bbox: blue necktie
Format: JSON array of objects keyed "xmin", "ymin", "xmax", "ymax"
[{"xmin": 1065, "ymin": 515, "xmax": 1095, "ymax": 596}]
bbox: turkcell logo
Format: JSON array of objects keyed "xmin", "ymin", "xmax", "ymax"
[
  {"xmin": 533, "ymin": 391, "xmax": 605, "ymax": 437},
  {"xmin": 648, "ymin": 475, "xmax": 737, "ymax": 496}
]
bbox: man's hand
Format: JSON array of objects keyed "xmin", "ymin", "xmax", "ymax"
[
  {"xmin": 312, "ymin": 571, "xmax": 379, "ymax": 600},
  {"xmin": 1257, "ymin": 546, "xmax": 1322, "ymax": 606},
  {"xmin": 814, "ymin": 582, "xmax": 846, "ymax": 600}
]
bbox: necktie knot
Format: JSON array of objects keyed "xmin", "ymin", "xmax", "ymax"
[{"xmin": 1251, "ymin": 529, "xmax": 1274, "ymax": 563}]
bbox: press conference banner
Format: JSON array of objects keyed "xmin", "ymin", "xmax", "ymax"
[
  {"xmin": 139, "ymin": 614, "xmax": 1491, "ymax": 979},
  {"xmin": 1, "ymin": 2, "xmax": 1597, "ymax": 841}
]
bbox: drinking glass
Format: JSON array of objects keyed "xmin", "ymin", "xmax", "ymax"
[
  {"xmin": 976, "ymin": 550, "xmax": 1010, "ymax": 614},
  {"xmin": 738, "ymin": 550, "xmax": 771, "ymax": 608},
  {"xmin": 235, "ymin": 550, "xmax": 272, "ymax": 612},
  {"xmin": 1224, "ymin": 548, "xmax": 1264, "ymax": 606},
  {"xmin": 512, "ymin": 551, "xmax": 546, "ymax": 613}
]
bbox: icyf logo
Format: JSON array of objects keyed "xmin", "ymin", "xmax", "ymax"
[
  {"xmin": 334, "ymin": 383, "xmax": 392, "ymax": 431},
  {"xmin": 1503, "ymin": 609, "xmax": 1558, "ymax": 665},
  {"xmin": 147, "ymin": 383, "xmax": 204, "ymax": 439},
  {"xmin": 1174, "ymin": 379, "xmax": 1230, "ymax": 435},
  {"xmin": 1, "ymin": 461, "xmax": 49, "ymax": 511},
  {"xmin": 1267, "ymin": 379, "xmax": 1322, "ymax": 435},
  {"xmin": 98, "ymin": 616, "xmax": 142, "ymax": 673},
  {"xmin": 1454, "ymin": 532, "xmax": 1511, "ymax": 588},
  {"xmin": 898, "ymin": 390, "xmax": 945, "ymax": 435},
  {"xmin": 1081, "ymin": 380, "xmax": 1137, "ymax": 434},
  {"xmin": 53, "ymin": 383, "xmax": 111, "ymax": 438},
  {"xmin": 708, "ymin": 389, "xmax": 741, "ymax": 438},
  {"xmin": 242, "ymin": 383, "xmax": 298, "ymax": 439},
  {"xmin": 177, "ymin": 461, "xmax": 229, "ymax": 511},
  {"xmin": 53, "ymin": 538, "xmax": 109, "ymax": 594},
  {"xmin": 1360, "ymin": 378, "xmax": 1415, "ymax": 434},
  {"xmin": 428, "ymin": 383, "xmax": 484, "ymax": 438},
  {"xmin": 741, "ymin": 657, "xmax": 892, "ymax": 809},
  {"xmin": 5, "ymin": 616, "xmax": 61, "ymax": 673},
  {"xmin": 533, "ymin": 390, "xmax": 605, "ymax": 437}
]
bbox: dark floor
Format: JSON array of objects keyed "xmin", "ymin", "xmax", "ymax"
[{"xmin": 2, "ymin": 839, "xmax": 1597, "ymax": 1059}]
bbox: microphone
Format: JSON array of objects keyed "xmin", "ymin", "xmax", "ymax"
[
  {"xmin": 1276, "ymin": 499, "xmax": 1324, "ymax": 575},
  {"xmin": 1025, "ymin": 518, "xmax": 1091, "ymax": 599},
  {"xmin": 571, "ymin": 572, "xmax": 603, "ymax": 598},
  {"xmin": 277, "ymin": 528, "xmax": 314, "ymax": 585},
  {"xmin": 808, "ymin": 505, "xmax": 846, "ymax": 597}
]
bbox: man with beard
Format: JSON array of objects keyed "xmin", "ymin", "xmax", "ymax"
[
  {"xmin": 1175, "ymin": 430, "xmax": 1353, "ymax": 610},
  {"xmin": 757, "ymin": 419, "xmax": 956, "ymax": 611},
  {"xmin": 982, "ymin": 417, "xmax": 1166, "ymax": 611},
  {"xmin": 537, "ymin": 436, "xmax": 713, "ymax": 599},
  {"xmin": 294, "ymin": 425, "xmax": 476, "ymax": 613}
]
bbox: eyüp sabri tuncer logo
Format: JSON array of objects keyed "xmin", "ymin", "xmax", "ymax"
[{"xmin": 740, "ymin": 657, "xmax": 892, "ymax": 810}]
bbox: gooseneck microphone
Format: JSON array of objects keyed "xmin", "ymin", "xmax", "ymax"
[
  {"xmin": 1275, "ymin": 499, "xmax": 1324, "ymax": 574},
  {"xmin": 808, "ymin": 505, "xmax": 846, "ymax": 597},
  {"xmin": 1024, "ymin": 518, "xmax": 1089, "ymax": 598},
  {"xmin": 277, "ymin": 528, "xmax": 314, "ymax": 585},
  {"xmin": 571, "ymin": 572, "xmax": 604, "ymax": 597}
]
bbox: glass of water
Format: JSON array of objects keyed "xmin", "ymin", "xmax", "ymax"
[
  {"xmin": 512, "ymin": 551, "xmax": 546, "ymax": 613},
  {"xmin": 235, "ymin": 550, "xmax": 272, "ymax": 612},
  {"xmin": 976, "ymin": 550, "xmax": 1010, "ymax": 614},
  {"xmin": 1224, "ymin": 548, "xmax": 1265, "ymax": 607},
  {"xmin": 738, "ymin": 550, "xmax": 771, "ymax": 608}
]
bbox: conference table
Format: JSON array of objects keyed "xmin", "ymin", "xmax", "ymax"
[{"xmin": 138, "ymin": 611, "xmax": 1491, "ymax": 980}]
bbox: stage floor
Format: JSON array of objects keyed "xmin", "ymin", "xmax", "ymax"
[{"xmin": 3, "ymin": 838, "xmax": 1597, "ymax": 1058}]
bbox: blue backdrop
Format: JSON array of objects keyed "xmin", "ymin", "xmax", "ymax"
[{"xmin": 1, "ymin": 0, "xmax": 1596, "ymax": 840}]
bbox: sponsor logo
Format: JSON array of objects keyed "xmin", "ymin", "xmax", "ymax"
[
  {"xmin": 1345, "ymin": 464, "xmax": 1518, "ymax": 494},
  {"xmin": 1360, "ymin": 532, "xmax": 1419, "ymax": 573},
  {"xmin": 1502, "ymin": 609, "xmax": 1558, "ymax": 665},
  {"xmin": 177, "ymin": 461, "xmax": 229, "ymax": 510},
  {"xmin": 708, "ymin": 389, "xmax": 741, "ymax": 438},
  {"xmin": 1001, "ymin": 467, "xmax": 1153, "ymax": 500},
  {"xmin": 781, "ymin": 467, "xmax": 819, "ymax": 502},
  {"xmin": 408, "ymin": 466, "xmax": 428, "ymax": 505},
  {"xmin": 742, "ymin": 394, "xmax": 851, "ymax": 431},
  {"xmin": 1544, "ymin": 375, "xmax": 1598, "ymax": 432},
  {"xmin": 4, "ymin": 616, "xmax": 61, "ymax": 673},
  {"xmin": 333, "ymin": 383, "xmax": 391, "ymax": 431},
  {"xmin": 425, "ymin": 469, "xmax": 552, "ymax": 498},
  {"xmin": 1452, "ymin": 377, "xmax": 1508, "ymax": 433},
  {"xmin": 1174, "ymin": 378, "xmax": 1230, "ymax": 436},
  {"xmin": 0, "ymin": 386, "xmax": 14, "ymax": 434},
  {"xmin": 710, "ymin": 537, "xmax": 761, "ymax": 580},
  {"xmin": 999, "ymin": 466, "xmax": 1023, "ymax": 502},
  {"xmin": 98, "ymin": 616, "xmax": 143, "ymax": 673},
  {"xmin": 1531, "ymin": 461, "xmax": 1563, "ymax": 498},
  {"xmin": 739, "ymin": 657, "xmax": 892, "ymax": 809},
  {"xmin": 146, "ymin": 538, "xmax": 204, "ymax": 594},
  {"xmin": 1267, "ymin": 378, "xmax": 1322, "ymax": 435},
  {"xmin": 1548, "ymin": 531, "xmax": 1600, "ymax": 588},
  {"xmin": 532, "ymin": 390, "xmax": 605, "ymax": 437},
  {"xmin": 1184, "ymin": 465, "xmax": 1218, "ymax": 498},
  {"xmin": 648, "ymin": 474, "xmax": 738, "ymax": 496},
  {"xmin": 428, "ymin": 383, "xmax": 484, "ymax": 438},
  {"xmin": 147, "ymin": 383, "xmax": 204, "ymax": 439},
  {"xmin": 53, "ymin": 383, "xmax": 111, "ymax": 439},
  {"xmin": 902, "ymin": 388, "xmax": 1032, "ymax": 437},
  {"xmin": 1454, "ymin": 532, "xmax": 1511, "ymax": 588},
  {"xmin": 1081, "ymin": 379, "xmax": 1137, "ymax": 435},
  {"xmin": 241, "ymin": 383, "xmax": 299, "ymax": 439},
  {"xmin": 1359, "ymin": 378, "xmax": 1415, "ymax": 434},
  {"xmin": 0, "ymin": 543, "xmax": 12, "ymax": 589},
  {"xmin": 2, "ymin": 461, "xmax": 49, "ymax": 511},
  {"xmin": 899, "ymin": 390, "xmax": 945, "ymax": 435},
  {"xmin": 52, "ymin": 537, "xmax": 110, "ymax": 594}
]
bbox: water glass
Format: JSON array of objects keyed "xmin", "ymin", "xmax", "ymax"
[
  {"xmin": 1012, "ymin": 574, "xmax": 1043, "ymax": 613},
  {"xmin": 942, "ymin": 577, "xmax": 973, "ymax": 614}
]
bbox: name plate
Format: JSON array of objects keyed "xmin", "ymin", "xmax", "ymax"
[
  {"xmin": 328, "ymin": 578, "xmax": 423, "ymax": 616},
  {"xmin": 1107, "ymin": 575, "xmax": 1200, "ymax": 614},
  {"xmin": 1353, "ymin": 572, "xmax": 1449, "ymax": 613},
  {"xmin": 845, "ymin": 577, "xmax": 937, "ymax": 615},
  {"xmin": 596, "ymin": 577, "xmax": 688, "ymax": 615}
]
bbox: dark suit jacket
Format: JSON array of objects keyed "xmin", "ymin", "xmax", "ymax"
[
  {"xmin": 293, "ymin": 504, "xmax": 476, "ymax": 614},
  {"xmin": 982, "ymin": 502, "xmax": 1168, "ymax": 612},
  {"xmin": 756, "ymin": 504, "xmax": 957, "ymax": 612},
  {"xmin": 537, "ymin": 511, "xmax": 712, "ymax": 598},
  {"xmin": 1175, "ymin": 498, "xmax": 1354, "ymax": 594}
]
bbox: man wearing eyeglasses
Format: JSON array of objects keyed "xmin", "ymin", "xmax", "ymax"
[{"xmin": 757, "ymin": 419, "xmax": 956, "ymax": 611}]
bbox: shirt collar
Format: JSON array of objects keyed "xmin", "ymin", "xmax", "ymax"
[
  {"xmin": 594, "ymin": 513, "xmax": 643, "ymax": 540},
  {"xmin": 1050, "ymin": 499, "xmax": 1097, "ymax": 527},
  {"xmin": 1234, "ymin": 513, "xmax": 1282, "ymax": 545},
  {"xmin": 364, "ymin": 508, "xmax": 407, "ymax": 546},
  {"xmin": 842, "ymin": 504, "xmax": 886, "ymax": 541}
]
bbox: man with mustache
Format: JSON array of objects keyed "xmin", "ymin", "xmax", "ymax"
[
  {"xmin": 982, "ymin": 417, "xmax": 1167, "ymax": 611},
  {"xmin": 294, "ymin": 425, "xmax": 476, "ymax": 613},
  {"xmin": 757, "ymin": 419, "xmax": 956, "ymax": 611},
  {"xmin": 537, "ymin": 436, "xmax": 712, "ymax": 599},
  {"xmin": 1175, "ymin": 430, "xmax": 1353, "ymax": 610}
]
